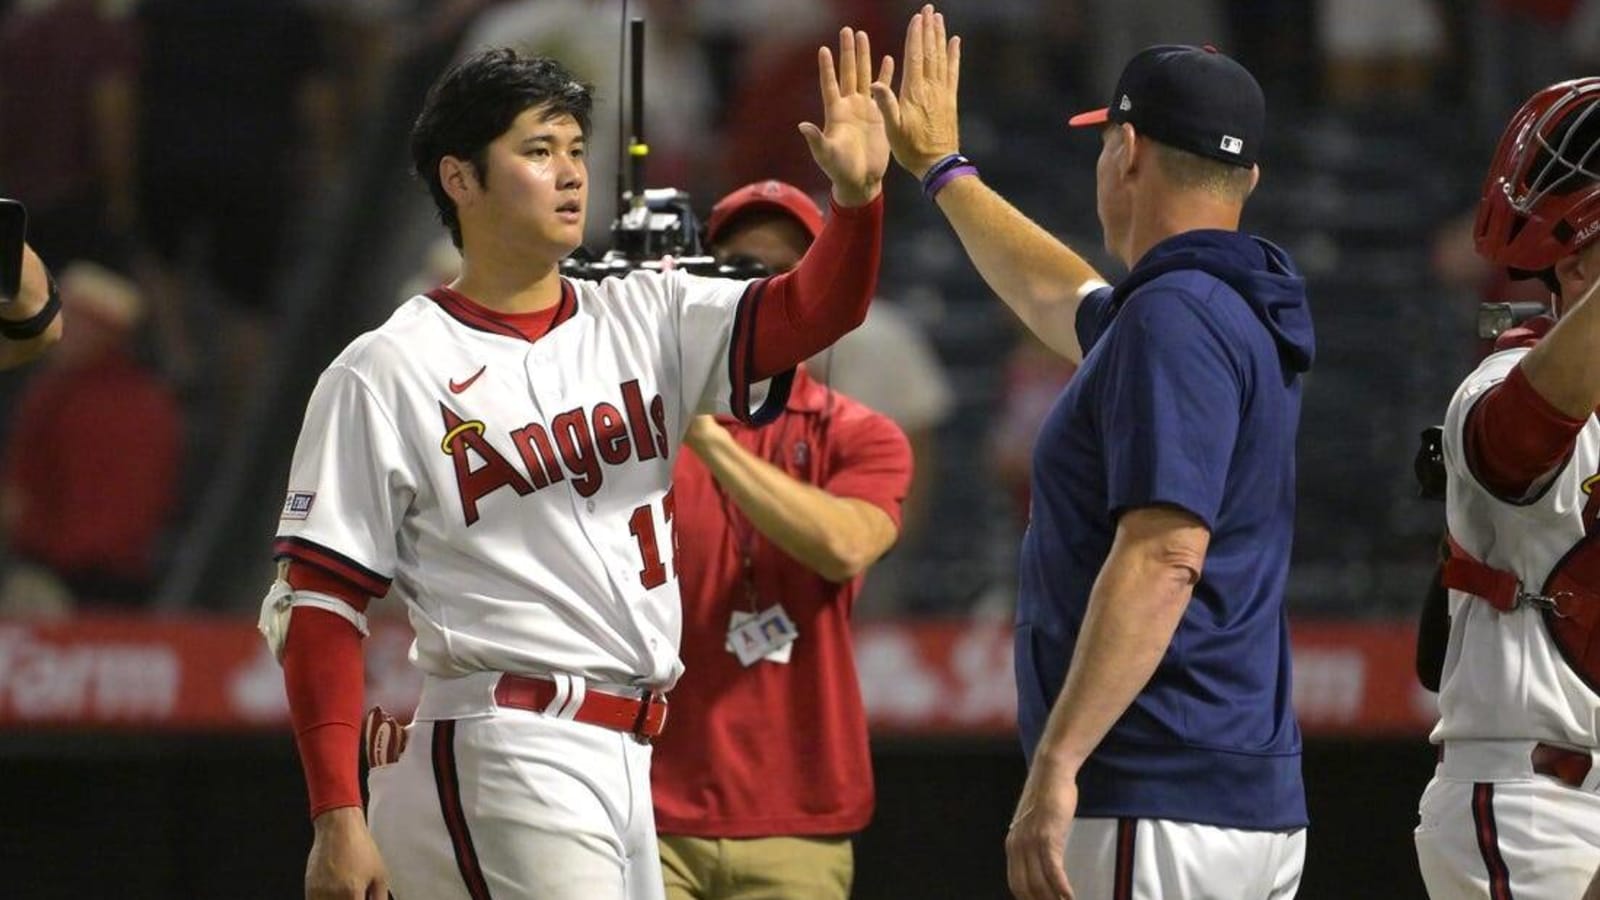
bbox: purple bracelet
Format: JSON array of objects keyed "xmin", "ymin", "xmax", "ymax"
[
  {"xmin": 925, "ymin": 164, "xmax": 978, "ymax": 199},
  {"xmin": 920, "ymin": 153, "xmax": 966, "ymax": 184}
]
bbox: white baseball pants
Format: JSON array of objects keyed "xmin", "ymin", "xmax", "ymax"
[
  {"xmin": 367, "ymin": 674, "xmax": 664, "ymax": 900},
  {"xmin": 1416, "ymin": 743, "xmax": 1600, "ymax": 900},
  {"xmin": 1065, "ymin": 817, "xmax": 1305, "ymax": 899}
]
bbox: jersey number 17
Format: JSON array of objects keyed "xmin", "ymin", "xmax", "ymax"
[{"xmin": 627, "ymin": 488, "xmax": 678, "ymax": 589}]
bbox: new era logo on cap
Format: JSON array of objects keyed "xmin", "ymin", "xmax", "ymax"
[
  {"xmin": 1220, "ymin": 135, "xmax": 1243, "ymax": 154},
  {"xmin": 1119, "ymin": 95, "xmax": 1132, "ymax": 112}
]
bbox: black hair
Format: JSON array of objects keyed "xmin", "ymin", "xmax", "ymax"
[{"xmin": 410, "ymin": 48, "xmax": 594, "ymax": 248}]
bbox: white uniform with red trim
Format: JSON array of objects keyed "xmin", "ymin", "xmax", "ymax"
[
  {"xmin": 1416, "ymin": 346, "xmax": 1600, "ymax": 900},
  {"xmin": 274, "ymin": 271, "xmax": 787, "ymax": 900}
]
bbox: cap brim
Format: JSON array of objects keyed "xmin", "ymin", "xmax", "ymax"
[{"xmin": 1067, "ymin": 108, "xmax": 1110, "ymax": 127}]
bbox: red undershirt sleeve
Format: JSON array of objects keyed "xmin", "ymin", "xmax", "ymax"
[
  {"xmin": 282, "ymin": 561, "xmax": 373, "ymax": 819},
  {"xmin": 1464, "ymin": 362, "xmax": 1587, "ymax": 501},
  {"xmin": 749, "ymin": 194, "xmax": 883, "ymax": 380}
]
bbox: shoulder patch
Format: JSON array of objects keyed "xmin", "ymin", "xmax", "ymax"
[{"xmin": 281, "ymin": 491, "xmax": 316, "ymax": 520}]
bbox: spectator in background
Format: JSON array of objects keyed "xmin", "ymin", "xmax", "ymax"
[
  {"xmin": 1318, "ymin": 0, "xmax": 1445, "ymax": 106},
  {"xmin": 974, "ymin": 327, "xmax": 1077, "ymax": 622},
  {"xmin": 134, "ymin": 0, "xmax": 336, "ymax": 403},
  {"xmin": 715, "ymin": 0, "xmax": 889, "ymax": 193},
  {"xmin": 0, "ymin": 262, "xmax": 182, "ymax": 608},
  {"xmin": 1077, "ymin": 0, "xmax": 1227, "ymax": 102},
  {"xmin": 397, "ymin": 234, "xmax": 462, "ymax": 303},
  {"xmin": 989, "ymin": 329, "xmax": 1078, "ymax": 531},
  {"xmin": 809, "ymin": 296, "xmax": 952, "ymax": 532},
  {"xmin": 0, "ymin": 0, "xmax": 138, "ymax": 267},
  {"xmin": 1480, "ymin": 1, "xmax": 1586, "ymax": 124}
]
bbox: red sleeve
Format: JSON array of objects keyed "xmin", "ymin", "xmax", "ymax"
[
  {"xmin": 822, "ymin": 405, "xmax": 913, "ymax": 530},
  {"xmin": 282, "ymin": 562, "xmax": 373, "ymax": 819},
  {"xmin": 1464, "ymin": 362, "xmax": 1587, "ymax": 501},
  {"xmin": 748, "ymin": 194, "xmax": 883, "ymax": 380}
]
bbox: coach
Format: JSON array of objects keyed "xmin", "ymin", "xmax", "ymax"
[{"xmin": 872, "ymin": 7, "xmax": 1315, "ymax": 898}]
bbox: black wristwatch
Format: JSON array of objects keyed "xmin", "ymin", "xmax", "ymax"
[{"xmin": 0, "ymin": 268, "xmax": 60, "ymax": 341}]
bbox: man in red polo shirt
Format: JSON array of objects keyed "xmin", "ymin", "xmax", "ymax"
[{"xmin": 651, "ymin": 180, "xmax": 912, "ymax": 899}]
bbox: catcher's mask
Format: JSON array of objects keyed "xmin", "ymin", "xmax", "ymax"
[{"xmin": 1475, "ymin": 77, "xmax": 1600, "ymax": 276}]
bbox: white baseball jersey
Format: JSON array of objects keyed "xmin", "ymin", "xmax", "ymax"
[
  {"xmin": 1434, "ymin": 346, "xmax": 1600, "ymax": 746},
  {"xmin": 274, "ymin": 271, "xmax": 785, "ymax": 692}
]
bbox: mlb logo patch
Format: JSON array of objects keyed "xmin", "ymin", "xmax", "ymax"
[
  {"xmin": 1220, "ymin": 135, "xmax": 1244, "ymax": 155},
  {"xmin": 282, "ymin": 491, "xmax": 316, "ymax": 520}
]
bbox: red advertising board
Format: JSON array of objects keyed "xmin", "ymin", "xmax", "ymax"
[{"xmin": 0, "ymin": 616, "xmax": 1436, "ymax": 737}]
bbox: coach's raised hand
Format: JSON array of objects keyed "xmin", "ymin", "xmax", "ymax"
[
  {"xmin": 872, "ymin": 4, "xmax": 961, "ymax": 180},
  {"xmin": 799, "ymin": 26, "xmax": 892, "ymax": 207}
]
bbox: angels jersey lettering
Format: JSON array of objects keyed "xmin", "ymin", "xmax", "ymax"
[{"xmin": 274, "ymin": 271, "xmax": 787, "ymax": 691}]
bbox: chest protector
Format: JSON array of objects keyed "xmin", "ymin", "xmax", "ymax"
[{"xmin": 1445, "ymin": 534, "xmax": 1600, "ymax": 691}]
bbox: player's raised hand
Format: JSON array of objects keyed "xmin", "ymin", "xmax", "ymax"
[
  {"xmin": 1005, "ymin": 764, "xmax": 1077, "ymax": 900},
  {"xmin": 871, "ymin": 4, "xmax": 962, "ymax": 180},
  {"xmin": 798, "ymin": 26, "xmax": 892, "ymax": 208},
  {"xmin": 305, "ymin": 808, "xmax": 390, "ymax": 900}
]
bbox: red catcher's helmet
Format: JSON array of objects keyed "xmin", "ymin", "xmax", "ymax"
[{"xmin": 1475, "ymin": 78, "xmax": 1600, "ymax": 273}]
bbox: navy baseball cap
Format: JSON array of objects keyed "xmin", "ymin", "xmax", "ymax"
[{"xmin": 1068, "ymin": 44, "xmax": 1264, "ymax": 168}]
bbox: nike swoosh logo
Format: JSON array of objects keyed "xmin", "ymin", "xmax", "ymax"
[{"xmin": 448, "ymin": 365, "xmax": 487, "ymax": 394}]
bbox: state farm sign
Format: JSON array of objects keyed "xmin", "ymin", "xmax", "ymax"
[
  {"xmin": 0, "ymin": 625, "xmax": 179, "ymax": 720},
  {"xmin": 0, "ymin": 615, "xmax": 1438, "ymax": 736}
]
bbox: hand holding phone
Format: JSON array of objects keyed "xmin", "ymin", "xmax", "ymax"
[{"xmin": 0, "ymin": 200, "xmax": 27, "ymax": 302}]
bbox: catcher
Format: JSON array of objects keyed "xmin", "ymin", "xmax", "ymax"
[{"xmin": 1416, "ymin": 77, "xmax": 1600, "ymax": 900}]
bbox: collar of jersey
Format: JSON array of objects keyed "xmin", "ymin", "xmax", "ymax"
[{"xmin": 426, "ymin": 281, "xmax": 576, "ymax": 342}]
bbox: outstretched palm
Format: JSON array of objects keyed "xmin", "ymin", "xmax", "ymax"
[
  {"xmin": 871, "ymin": 4, "xmax": 962, "ymax": 179},
  {"xmin": 800, "ymin": 27, "xmax": 893, "ymax": 206}
]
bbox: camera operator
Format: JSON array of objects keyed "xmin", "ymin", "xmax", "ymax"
[{"xmin": 650, "ymin": 180, "xmax": 912, "ymax": 900}]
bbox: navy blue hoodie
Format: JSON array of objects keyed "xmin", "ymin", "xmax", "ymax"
[{"xmin": 1015, "ymin": 229, "xmax": 1314, "ymax": 830}]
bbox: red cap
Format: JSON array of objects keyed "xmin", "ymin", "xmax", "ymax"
[{"xmin": 705, "ymin": 180, "xmax": 824, "ymax": 246}]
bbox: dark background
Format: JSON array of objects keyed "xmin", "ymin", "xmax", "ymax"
[{"xmin": 0, "ymin": 735, "xmax": 1433, "ymax": 899}]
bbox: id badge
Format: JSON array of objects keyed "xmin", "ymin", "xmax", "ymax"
[{"xmin": 725, "ymin": 604, "xmax": 798, "ymax": 667}]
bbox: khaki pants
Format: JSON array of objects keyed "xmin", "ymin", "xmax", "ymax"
[{"xmin": 658, "ymin": 835, "xmax": 853, "ymax": 900}]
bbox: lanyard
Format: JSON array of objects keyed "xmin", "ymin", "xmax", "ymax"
[{"xmin": 711, "ymin": 414, "xmax": 803, "ymax": 613}]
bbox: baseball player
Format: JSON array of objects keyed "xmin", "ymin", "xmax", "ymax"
[
  {"xmin": 263, "ymin": 35, "xmax": 892, "ymax": 900},
  {"xmin": 873, "ymin": 8, "xmax": 1311, "ymax": 899},
  {"xmin": 1415, "ymin": 77, "xmax": 1600, "ymax": 900},
  {"xmin": 650, "ymin": 180, "xmax": 912, "ymax": 900}
]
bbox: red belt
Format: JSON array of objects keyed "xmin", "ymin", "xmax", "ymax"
[
  {"xmin": 493, "ymin": 674, "xmax": 668, "ymax": 743},
  {"xmin": 1533, "ymin": 743, "xmax": 1593, "ymax": 789}
]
